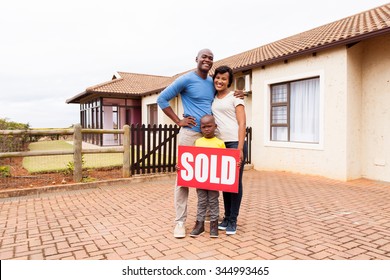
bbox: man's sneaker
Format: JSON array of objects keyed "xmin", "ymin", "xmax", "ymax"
[
  {"xmin": 174, "ymin": 222, "xmax": 186, "ymax": 238},
  {"xmin": 226, "ymin": 221, "xmax": 237, "ymax": 235},
  {"xmin": 210, "ymin": 221, "xmax": 219, "ymax": 238},
  {"xmin": 190, "ymin": 221, "xmax": 205, "ymax": 237},
  {"xmin": 218, "ymin": 218, "xmax": 229, "ymax": 230}
]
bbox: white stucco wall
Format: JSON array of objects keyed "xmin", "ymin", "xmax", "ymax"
[
  {"xmin": 142, "ymin": 94, "xmax": 158, "ymax": 124},
  {"xmin": 251, "ymin": 47, "xmax": 351, "ymax": 180},
  {"xmin": 346, "ymin": 43, "xmax": 363, "ymax": 180},
  {"xmin": 249, "ymin": 34, "xmax": 390, "ymax": 182},
  {"xmin": 360, "ymin": 34, "xmax": 390, "ymax": 182},
  {"xmin": 142, "ymin": 93, "xmax": 180, "ymax": 126}
]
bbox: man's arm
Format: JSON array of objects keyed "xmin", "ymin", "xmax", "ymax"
[
  {"xmin": 157, "ymin": 74, "xmax": 197, "ymax": 128},
  {"xmin": 233, "ymin": 90, "xmax": 245, "ymax": 99}
]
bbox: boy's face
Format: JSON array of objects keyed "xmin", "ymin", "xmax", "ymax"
[{"xmin": 200, "ymin": 117, "xmax": 217, "ymax": 139}]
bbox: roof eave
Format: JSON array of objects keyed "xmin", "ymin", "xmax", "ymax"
[
  {"xmin": 140, "ymin": 87, "xmax": 167, "ymax": 97},
  {"xmin": 66, "ymin": 90, "xmax": 143, "ymax": 104},
  {"xmin": 66, "ymin": 91, "xmax": 87, "ymax": 104}
]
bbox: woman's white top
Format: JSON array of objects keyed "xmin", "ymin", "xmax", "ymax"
[{"xmin": 212, "ymin": 91, "xmax": 245, "ymax": 142}]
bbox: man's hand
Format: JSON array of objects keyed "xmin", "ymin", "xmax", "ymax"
[
  {"xmin": 234, "ymin": 90, "xmax": 245, "ymax": 99},
  {"xmin": 177, "ymin": 115, "xmax": 197, "ymax": 128}
]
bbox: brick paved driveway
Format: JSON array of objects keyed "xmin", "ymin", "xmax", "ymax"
[{"xmin": 1, "ymin": 170, "xmax": 390, "ymax": 260}]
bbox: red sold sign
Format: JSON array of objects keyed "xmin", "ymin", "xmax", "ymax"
[{"xmin": 177, "ymin": 145, "xmax": 240, "ymax": 193}]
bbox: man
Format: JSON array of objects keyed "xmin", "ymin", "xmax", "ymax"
[{"xmin": 157, "ymin": 49, "xmax": 243, "ymax": 238}]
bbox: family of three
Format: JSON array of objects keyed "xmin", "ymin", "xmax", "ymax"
[{"xmin": 157, "ymin": 48, "xmax": 247, "ymax": 238}]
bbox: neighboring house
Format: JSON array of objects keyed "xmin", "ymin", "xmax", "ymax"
[
  {"xmin": 66, "ymin": 72, "xmax": 175, "ymax": 145},
  {"xmin": 67, "ymin": 3, "xmax": 390, "ymax": 182}
]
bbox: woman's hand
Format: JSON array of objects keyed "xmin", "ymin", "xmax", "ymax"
[{"xmin": 237, "ymin": 150, "xmax": 244, "ymax": 168}]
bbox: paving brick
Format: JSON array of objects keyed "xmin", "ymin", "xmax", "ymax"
[
  {"xmin": 43, "ymin": 246, "xmax": 58, "ymax": 257},
  {"xmin": 0, "ymin": 250, "xmax": 14, "ymax": 260},
  {"xmin": 1, "ymin": 171, "xmax": 390, "ymax": 260},
  {"xmin": 233, "ymin": 252, "xmax": 258, "ymax": 259},
  {"xmin": 378, "ymin": 243, "xmax": 390, "ymax": 253}
]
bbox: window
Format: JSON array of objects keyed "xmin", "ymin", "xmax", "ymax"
[
  {"xmin": 270, "ymin": 77, "xmax": 319, "ymax": 143},
  {"xmin": 147, "ymin": 104, "xmax": 158, "ymax": 126}
]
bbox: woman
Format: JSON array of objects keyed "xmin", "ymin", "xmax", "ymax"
[{"xmin": 212, "ymin": 65, "xmax": 247, "ymax": 235}]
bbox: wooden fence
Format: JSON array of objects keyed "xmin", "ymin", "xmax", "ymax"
[{"xmin": 0, "ymin": 124, "xmax": 252, "ymax": 183}]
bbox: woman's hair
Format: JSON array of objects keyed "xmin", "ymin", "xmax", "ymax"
[{"xmin": 213, "ymin": 65, "xmax": 233, "ymax": 87}]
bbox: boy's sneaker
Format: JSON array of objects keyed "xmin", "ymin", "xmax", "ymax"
[
  {"xmin": 226, "ymin": 221, "xmax": 237, "ymax": 235},
  {"xmin": 173, "ymin": 222, "xmax": 186, "ymax": 238},
  {"xmin": 218, "ymin": 218, "xmax": 229, "ymax": 230}
]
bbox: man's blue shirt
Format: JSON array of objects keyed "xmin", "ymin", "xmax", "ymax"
[{"xmin": 157, "ymin": 71, "xmax": 215, "ymax": 132}]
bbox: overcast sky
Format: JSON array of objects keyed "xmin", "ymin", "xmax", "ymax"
[{"xmin": 1, "ymin": 0, "xmax": 389, "ymax": 128}]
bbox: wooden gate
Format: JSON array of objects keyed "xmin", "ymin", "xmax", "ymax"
[
  {"xmin": 129, "ymin": 124, "xmax": 252, "ymax": 175},
  {"xmin": 130, "ymin": 124, "xmax": 180, "ymax": 175}
]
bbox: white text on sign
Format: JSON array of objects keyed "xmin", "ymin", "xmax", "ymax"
[
  {"xmin": 177, "ymin": 146, "xmax": 240, "ymax": 193},
  {"xmin": 180, "ymin": 153, "xmax": 236, "ymax": 184}
]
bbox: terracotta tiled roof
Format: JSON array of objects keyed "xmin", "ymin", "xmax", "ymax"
[
  {"xmin": 212, "ymin": 3, "xmax": 390, "ymax": 72},
  {"xmin": 86, "ymin": 72, "xmax": 172, "ymax": 95},
  {"xmin": 68, "ymin": 3, "xmax": 390, "ymax": 103}
]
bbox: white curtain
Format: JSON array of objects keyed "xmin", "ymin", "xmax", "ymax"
[{"xmin": 290, "ymin": 78, "xmax": 319, "ymax": 143}]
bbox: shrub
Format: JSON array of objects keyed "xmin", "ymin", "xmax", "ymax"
[
  {"xmin": 0, "ymin": 118, "xmax": 30, "ymax": 152},
  {"xmin": 64, "ymin": 156, "xmax": 86, "ymax": 175},
  {"xmin": 0, "ymin": 165, "xmax": 11, "ymax": 177}
]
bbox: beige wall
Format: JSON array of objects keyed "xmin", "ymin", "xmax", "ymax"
[
  {"xmin": 360, "ymin": 34, "xmax": 390, "ymax": 182},
  {"xmin": 346, "ymin": 42, "xmax": 363, "ymax": 180},
  {"xmin": 142, "ymin": 94, "xmax": 180, "ymax": 126},
  {"xmin": 250, "ymin": 34, "xmax": 390, "ymax": 182},
  {"xmin": 252, "ymin": 47, "xmax": 351, "ymax": 180},
  {"xmin": 142, "ymin": 94, "xmax": 157, "ymax": 124}
]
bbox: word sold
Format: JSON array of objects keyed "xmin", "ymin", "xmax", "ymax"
[{"xmin": 177, "ymin": 146, "xmax": 240, "ymax": 193}]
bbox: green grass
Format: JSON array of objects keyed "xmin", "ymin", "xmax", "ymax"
[{"xmin": 23, "ymin": 140, "xmax": 123, "ymax": 173}]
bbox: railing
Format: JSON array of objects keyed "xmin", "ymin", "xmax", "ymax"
[
  {"xmin": 1, "ymin": 124, "xmax": 253, "ymax": 184},
  {"xmin": 0, "ymin": 125, "xmax": 125, "ymax": 183}
]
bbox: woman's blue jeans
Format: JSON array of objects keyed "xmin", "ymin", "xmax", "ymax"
[{"xmin": 223, "ymin": 141, "xmax": 247, "ymax": 222}]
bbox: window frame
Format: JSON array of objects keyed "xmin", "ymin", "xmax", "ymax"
[
  {"xmin": 270, "ymin": 82, "xmax": 290, "ymax": 142},
  {"xmin": 264, "ymin": 71, "xmax": 324, "ymax": 150}
]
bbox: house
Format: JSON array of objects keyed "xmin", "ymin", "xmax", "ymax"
[
  {"xmin": 67, "ymin": 3, "xmax": 390, "ymax": 182},
  {"xmin": 66, "ymin": 72, "xmax": 175, "ymax": 145}
]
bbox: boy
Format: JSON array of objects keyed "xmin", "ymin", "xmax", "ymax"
[{"xmin": 190, "ymin": 114, "xmax": 225, "ymax": 238}]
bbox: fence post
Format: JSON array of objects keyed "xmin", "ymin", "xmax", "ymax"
[
  {"xmin": 123, "ymin": 125, "xmax": 131, "ymax": 178},
  {"xmin": 73, "ymin": 124, "xmax": 83, "ymax": 182}
]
